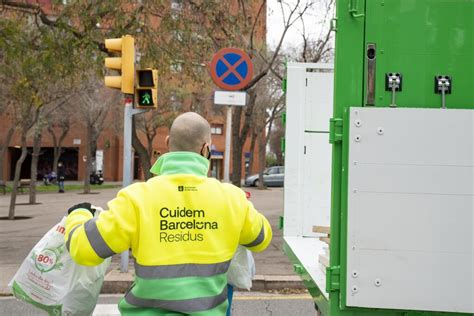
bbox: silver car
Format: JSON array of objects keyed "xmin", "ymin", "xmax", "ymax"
[{"xmin": 244, "ymin": 166, "xmax": 284, "ymax": 187}]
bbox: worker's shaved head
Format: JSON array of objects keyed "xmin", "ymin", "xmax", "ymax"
[{"xmin": 168, "ymin": 112, "xmax": 211, "ymax": 153}]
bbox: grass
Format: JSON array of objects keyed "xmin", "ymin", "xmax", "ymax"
[{"xmin": 2, "ymin": 183, "xmax": 120, "ymax": 193}]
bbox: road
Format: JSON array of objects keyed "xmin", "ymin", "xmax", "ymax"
[{"xmin": 0, "ymin": 292, "xmax": 315, "ymax": 316}]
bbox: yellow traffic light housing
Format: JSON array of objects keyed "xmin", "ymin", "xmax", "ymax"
[
  {"xmin": 135, "ymin": 69, "xmax": 158, "ymax": 109},
  {"xmin": 104, "ymin": 35, "xmax": 135, "ymax": 94}
]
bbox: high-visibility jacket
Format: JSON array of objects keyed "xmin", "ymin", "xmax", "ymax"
[{"xmin": 65, "ymin": 152, "xmax": 272, "ymax": 315}]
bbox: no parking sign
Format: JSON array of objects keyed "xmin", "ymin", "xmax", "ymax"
[{"xmin": 209, "ymin": 48, "xmax": 253, "ymax": 91}]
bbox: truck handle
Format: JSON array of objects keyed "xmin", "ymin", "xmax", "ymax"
[{"xmin": 349, "ymin": 0, "xmax": 365, "ymax": 18}]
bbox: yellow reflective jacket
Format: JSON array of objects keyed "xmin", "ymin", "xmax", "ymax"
[{"xmin": 65, "ymin": 152, "xmax": 272, "ymax": 315}]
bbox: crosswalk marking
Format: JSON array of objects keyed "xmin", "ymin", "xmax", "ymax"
[{"xmin": 93, "ymin": 304, "xmax": 120, "ymax": 316}]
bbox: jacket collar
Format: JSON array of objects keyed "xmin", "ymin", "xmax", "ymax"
[{"xmin": 150, "ymin": 152, "xmax": 209, "ymax": 177}]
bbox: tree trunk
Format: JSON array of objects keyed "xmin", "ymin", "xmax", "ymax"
[
  {"xmin": 231, "ymin": 107, "xmax": 243, "ymax": 187},
  {"xmin": 146, "ymin": 134, "xmax": 154, "ymax": 159},
  {"xmin": 257, "ymin": 130, "xmax": 266, "ymax": 190},
  {"xmin": 49, "ymin": 125, "xmax": 69, "ymax": 175},
  {"xmin": 83, "ymin": 124, "xmax": 92, "ymax": 194},
  {"xmin": 0, "ymin": 127, "xmax": 15, "ymax": 182},
  {"xmin": 248, "ymin": 130, "xmax": 257, "ymax": 176},
  {"xmin": 29, "ymin": 127, "xmax": 42, "ymax": 204},
  {"xmin": 53, "ymin": 147, "xmax": 60, "ymax": 175},
  {"xmin": 275, "ymin": 135, "xmax": 284, "ymax": 166},
  {"xmin": 132, "ymin": 116, "xmax": 152, "ymax": 180},
  {"xmin": 8, "ymin": 132, "xmax": 27, "ymax": 220}
]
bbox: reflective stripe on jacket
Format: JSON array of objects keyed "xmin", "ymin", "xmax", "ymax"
[{"xmin": 65, "ymin": 151, "xmax": 272, "ymax": 315}]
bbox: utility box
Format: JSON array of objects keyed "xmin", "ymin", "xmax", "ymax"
[{"xmin": 283, "ymin": 1, "xmax": 473, "ymax": 315}]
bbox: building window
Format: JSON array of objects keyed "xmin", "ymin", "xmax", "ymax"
[
  {"xmin": 211, "ymin": 124, "xmax": 223, "ymax": 135},
  {"xmin": 170, "ymin": 61, "xmax": 183, "ymax": 73},
  {"xmin": 171, "ymin": 0, "xmax": 183, "ymax": 19},
  {"xmin": 171, "ymin": 0, "xmax": 183, "ymax": 11}
]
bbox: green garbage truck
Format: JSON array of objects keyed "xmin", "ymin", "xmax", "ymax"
[{"xmin": 283, "ymin": 1, "xmax": 473, "ymax": 315}]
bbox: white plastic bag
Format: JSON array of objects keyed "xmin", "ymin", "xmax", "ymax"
[
  {"xmin": 227, "ymin": 245, "xmax": 256, "ymax": 290},
  {"xmin": 9, "ymin": 213, "xmax": 111, "ymax": 316}
]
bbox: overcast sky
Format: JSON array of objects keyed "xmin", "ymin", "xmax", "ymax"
[{"xmin": 266, "ymin": 1, "xmax": 333, "ymax": 52}]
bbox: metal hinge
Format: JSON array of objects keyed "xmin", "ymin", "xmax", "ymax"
[
  {"xmin": 326, "ymin": 265, "xmax": 340, "ymax": 292},
  {"xmin": 294, "ymin": 263, "xmax": 306, "ymax": 275},
  {"xmin": 329, "ymin": 118, "xmax": 343, "ymax": 144},
  {"xmin": 330, "ymin": 18, "xmax": 338, "ymax": 32}
]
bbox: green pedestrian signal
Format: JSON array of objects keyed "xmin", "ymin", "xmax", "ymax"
[
  {"xmin": 137, "ymin": 89, "xmax": 154, "ymax": 106},
  {"xmin": 135, "ymin": 69, "xmax": 158, "ymax": 109},
  {"xmin": 141, "ymin": 92, "xmax": 151, "ymax": 104}
]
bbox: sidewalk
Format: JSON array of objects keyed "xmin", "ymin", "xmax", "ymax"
[{"xmin": 0, "ymin": 186, "xmax": 301, "ymax": 294}]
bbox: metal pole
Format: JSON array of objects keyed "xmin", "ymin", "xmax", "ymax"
[
  {"xmin": 120, "ymin": 98, "xmax": 134, "ymax": 273},
  {"xmin": 223, "ymin": 105, "xmax": 232, "ymax": 183}
]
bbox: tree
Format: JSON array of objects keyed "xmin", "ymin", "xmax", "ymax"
[
  {"xmin": 296, "ymin": 0, "xmax": 335, "ymax": 63},
  {"xmin": 0, "ymin": 14, "xmax": 80, "ymax": 219},
  {"xmin": 76, "ymin": 79, "xmax": 120, "ymax": 194}
]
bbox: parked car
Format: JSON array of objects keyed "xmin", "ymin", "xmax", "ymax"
[{"xmin": 244, "ymin": 166, "xmax": 284, "ymax": 187}]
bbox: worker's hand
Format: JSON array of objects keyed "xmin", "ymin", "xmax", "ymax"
[{"xmin": 68, "ymin": 202, "xmax": 96, "ymax": 216}]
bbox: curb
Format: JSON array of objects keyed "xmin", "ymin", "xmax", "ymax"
[{"xmin": 101, "ymin": 271, "xmax": 304, "ymax": 294}]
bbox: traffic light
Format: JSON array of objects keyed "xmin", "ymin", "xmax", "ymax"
[
  {"xmin": 104, "ymin": 35, "xmax": 135, "ymax": 94},
  {"xmin": 135, "ymin": 69, "xmax": 158, "ymax": 108}
]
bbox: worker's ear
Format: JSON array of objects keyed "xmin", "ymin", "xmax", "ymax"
[
  {"xmin": 200, "ymin": 142, "xmax": 211, "ymax": 160},
  {"xmin": 165, "ymin": 136, "xmax": 170, "ymax": 149}
]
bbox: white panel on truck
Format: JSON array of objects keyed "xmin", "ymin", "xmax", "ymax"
[
  {"xmin": 284, "ymin": 62, "xmax": 333, "ymax": 237},
  {"xmin": 283, "ymin": 63, "xmax": 334, "ymax": 300},
  {"xmin": 346, "ymin": 107, "xmax": 474, "ymax": 313},
  {"xmin": 302, "ymin": 132, "xmax": 332, "ymax": 235},
  {"xmin": 304, "ymin": 68, "xmax": 334, "ymax": 132}
]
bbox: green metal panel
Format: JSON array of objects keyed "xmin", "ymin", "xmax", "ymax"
[
  {"xmin": 312, "ymin": 0, "xmax": 473, "ymax": 315},
  {"xmin": 363, "ymin": 0, "xmax": 474, "ymax": 109},
  {"xmin": 283, "ymin": 241, "xmax": 331, "ymax": 316},
  {"xmin": 330, "ymin": 0, "xmax": 365, "ymax": 315}
]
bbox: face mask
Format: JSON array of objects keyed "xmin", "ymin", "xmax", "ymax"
[{"xmin": 200, "ymin": 144, "xmax": 211, "ymax": 160}]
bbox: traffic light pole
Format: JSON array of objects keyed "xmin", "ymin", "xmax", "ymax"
[{"xmin": 121, "ymin": 95, "xmax": 147, "ymax": 273}]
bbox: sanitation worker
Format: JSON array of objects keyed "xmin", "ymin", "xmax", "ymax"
[{"xmin": 65, "ymin": 112, "xmax": 272, "ymax": 315}]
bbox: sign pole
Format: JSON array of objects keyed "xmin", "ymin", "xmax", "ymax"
[
  {"xmin": 120, "ymin": 96, "xmax": 147, "ymax": 273},
  {"xmin": 224, "ymin": 105, "xmax": 232, "ymax": 182}
]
